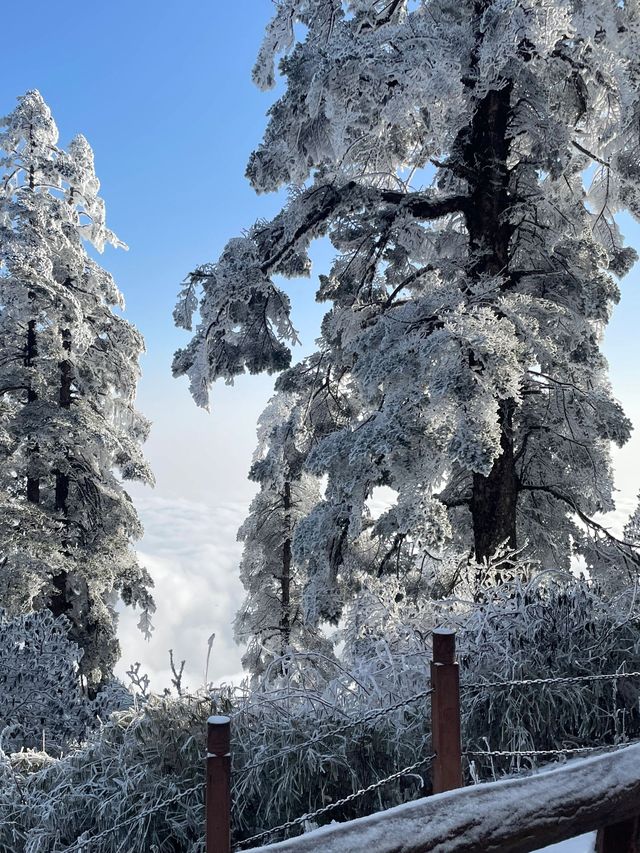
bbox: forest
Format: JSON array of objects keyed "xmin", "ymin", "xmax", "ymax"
[{"xmin": 1, "ymin": 0, "xmax": 640, "ymax": 851}]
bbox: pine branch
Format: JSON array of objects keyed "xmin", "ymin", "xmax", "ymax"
[{"xmin": 259, "ymin": 183, "xmax": 468, "ymax": 275}]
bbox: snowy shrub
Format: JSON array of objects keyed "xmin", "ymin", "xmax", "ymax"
[
  {"xmin": 0, "ymin": 610, "xmax": 134, "ymax": 764},
  {"xmin": 455, "ymin": 575, "xmax": 640, "ymax": 780},
  {"xmin": 4, "ymin": 574, "xmax": 640, "ymax": 850},
  {"xmin": 0, "ymin": 610, "xmax": 92, "ymax": 757},
  {"xmin": 342, "ymin": 563, "xmax": 640, "ymax": 781},
  {"xmin": 0, "ymin": 695, "xmax": 209, "ymax": 853},
  {"xmin": 0, "ymin": 672, "xmax": 429, "ymax": 851},
  {"xmin": 230, "ymin": 654, "xmax": 429, "ymax": 844}
]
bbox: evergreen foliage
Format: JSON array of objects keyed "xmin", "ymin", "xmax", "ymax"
[
  {"xmin": 0, "ymin": 610, "xmax": 91, "ymax": 758},
  {"xmin": 0, "ymin": 91, "xmax": 154, "ymax": 686},
  {"xmin": 233, "ymin": 390, "xmax": 335, "ymax": 676},
  {"xmin": 0, "ymin": 610, "xmax": 132, "ymax": 760},
  {"xmin": 174, "ymin": 0, "xmax": 640, "ymax": 641}
]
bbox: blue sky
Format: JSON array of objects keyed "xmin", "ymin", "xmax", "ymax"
[{"xmin": 2, "ymin": 1, "xmax": 639, "ymax": 689}]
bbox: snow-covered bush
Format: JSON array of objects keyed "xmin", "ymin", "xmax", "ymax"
[
  {"xmin": 230, "ymin": 655, "xmax": 429, "ymax": 843},
  {"xmin": 0, "ymin": 609, "xmax": 134, "ymax": 764},
  {"xmin": 342, "ymin": 563, "xmax": 640, "ymax": 780},
  {"xmin": 456, "ymin": 576, "xmax": 640, "ymax": 780},
  {"xmin": 0, "ymin": 673, "xmax": 428, "ymax": 851},
  {"xmin": 3, "ymin": 574, "xmax": 640, "ymax": 850},
  {"xmin": 0, "ymin": 695, "xmax": 209, "ymax": 853},
  {"xmin": 0, "ymin": 610, "xmax": 92, "ymax": 757}
]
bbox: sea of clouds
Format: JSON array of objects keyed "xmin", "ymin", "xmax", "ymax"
[{"xmin": 115, "ymin": 493, "xmax": 249, "ymax": 692}]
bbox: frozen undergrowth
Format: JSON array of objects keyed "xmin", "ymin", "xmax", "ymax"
[{"xmin": 2, "ymin": 575, "xmax": 639, "ymax": 851}]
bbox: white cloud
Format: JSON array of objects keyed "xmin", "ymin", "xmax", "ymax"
[{"xmin": 115, "ymin": 493, "xmax": 251, "ymax": 693}]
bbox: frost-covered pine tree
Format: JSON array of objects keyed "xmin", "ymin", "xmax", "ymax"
[
  {"xmin": 0, "ymin": 91, "xmax": 154, "ymax": 687},
  {"xmin": 234, "ymin": 389, "xmax": 335, "ymax": 677},
  {"xmin": 625, "ymin": 495, "xmax": 640, "ymax": 544},
  {"xmin": 175, "ymin": 1, "xmax": 640, "ymax": 624}
]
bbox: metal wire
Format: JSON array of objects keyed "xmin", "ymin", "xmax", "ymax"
[
  {"xmin": 56, "ymin": 782, "xmax": 204, "ymax": 852},
  {"xmin": 461, "ymin": 670, "xmax": 640, "ymax": 692},
  {"xmin": 464, "ymin": 740, "xmax": 640, "ymax": 760},
  {"xmin": 234, "ymin": 688, "xmax": 433, "ymax": 779},
  {"xmin": 235, "ymin": 754, "xmax": 435, "ymax": 850}
]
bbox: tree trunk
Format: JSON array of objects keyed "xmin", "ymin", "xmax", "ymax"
[
  {"xmin": 54, "ymin": 327, "xmax": 72, "ymax": 513},
  {"xmin": 25, "ymin": 169, "xmax": 39, "ymax": 504},
  {"xmin": 50, "ymin": 326, "xmax": 73, "ymax": 622},
  {"xmin": 463, "ymin": 84, "xmax": 518, "ymax": 564},
  {"xmin": 471, "ymin": 400, "xmax": 518, "ymax": 562},
  {"xmin": 24, "ymin": 306, "xmax": 39, "ymax": 504},
  {"xmin": 280, "ymin": 481, "xmax": 292, "ymax": 653}
]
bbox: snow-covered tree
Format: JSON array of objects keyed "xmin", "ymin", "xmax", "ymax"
[
  {"xmin": 625, "ymin": 494, "xmax": 640, "ymax": 543},
  {"xmin": 174, "ymin": 1, "xmax": 640, "ymax": 624},
  {"xmin": 0, "ymin": 91, "xmax": 154, "ymax": 687},
  {"xmin": 234, "ymin": 387, "xmax": 338, "ymax": 677}
]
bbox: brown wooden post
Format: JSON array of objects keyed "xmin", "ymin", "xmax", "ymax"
[
  {"xmin": 431, "ymin": 628, "xmax": 463, "ymax": 794},
  {"xmin": 207, "ymin": 716, "xmax": 231, "ymax": 853},
  {"xmin": 596, "ymin": 818, "xmax": 640, "ymax": 852}
]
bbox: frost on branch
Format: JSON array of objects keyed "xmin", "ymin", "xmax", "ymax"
[
  {"xmin": 175, "ymin": 0, "xmax": 640, "ymax": 626},
  {"xmin": 0, "ymin": 91, "xmax": 155, "ymax": 686},
  {"xmin": 234, "ymin": 388, "xmax": 335, "ymax": 678},
  {"xmin": 172, "ymin": 235, "xmax": 300, "ymax": 408}
]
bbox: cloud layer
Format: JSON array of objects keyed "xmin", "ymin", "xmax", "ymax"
[{"xmin": 115, "ymin": 493, "xmax": 251, "ymax": 692}]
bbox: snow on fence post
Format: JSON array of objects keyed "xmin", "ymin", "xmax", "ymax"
[
  {"xmin": 430, "ymin": 628, "xmax": 463, "ymax": 794},
  {"xmin": 596, "ymin": 817, "xmax": 640, "ymax": 852},
  {"xmin": 207, "ymin": 715, "xmax": 231, "ymax": 853}
]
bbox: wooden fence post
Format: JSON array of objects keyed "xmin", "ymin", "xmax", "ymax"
[
  {"xmin": 207, "ymin": 715, "xmax": 231, "ymax": 853},
  {"xmin": 431, "ymin": 627, "xmax": 463, "ymax": 794},
  {"xmin": 596, "ymin": 817, "xmax": 640, "ymax": 852}
]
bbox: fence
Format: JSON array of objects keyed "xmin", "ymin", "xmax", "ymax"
[
  {"xmin": 222, "ymin": 743, "xmax": 640, "ymax": 853},
  {"xmin": 58, "ymin": 630, "xmax": 640, "ymax": 852},
  {"xmin": 205, "ymin": 628, "xmax": 640, "ymax": 853}
]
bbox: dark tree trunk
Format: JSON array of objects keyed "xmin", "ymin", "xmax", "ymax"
[
  {"xmin": 280, "ymin": 481, "xmax": 292, "ymax": 653},
  {"xmin": 463, "ymin": 84, "xmax": 519, "ymax": 564},
  {"xmin": 47, "ymin": 572, "xmax": 70, "ymax": 620},
  {"xmin": 471, "ymin": 400, "xmax": 518, "ymax": 561},
  {"xmin": 24, "ymin": 306, "xmax": 39, "ymax": 504},
  {"xmin": 50, "ymin": 326, "xmax": 73, "ymax": 621},
  {"xmin": 55, "ymin": 327, "xmax": 72, "ymax": 513},
  {"xmin": 25, "ymin": 167, "xmax": 40, "ymax": 504}
]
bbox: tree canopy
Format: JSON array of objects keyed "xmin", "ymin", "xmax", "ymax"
[
  {"xmin": 174, "ymin": 0, "xmax": 640, "ymax": 638},
  {"xmin": 0, "ymin": 91, "xmax": 154, "ymax": 686}
]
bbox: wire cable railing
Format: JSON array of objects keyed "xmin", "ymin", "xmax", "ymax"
[
  {"xmin": 234, "ymin": 687, "xmax": 433, "ymax": 779},
  {"xmin": 51, "ymin": 652, "xmax": 640, "ymax": 852},
  {"xmin": 463, "ymin": 740, "xmax": 640, "ymax": 760},
  {"xmin": 460, "ymin": 669, "xmax": 640, "ymax": 692},
  {"xmin": 234, "ymin": 754, "xmax": 436, "ymax": 850}
]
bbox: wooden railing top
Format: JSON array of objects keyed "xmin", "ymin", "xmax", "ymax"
[{"xmin": 242, "ymin": 742, "xmax": 640, "ymax": 853}]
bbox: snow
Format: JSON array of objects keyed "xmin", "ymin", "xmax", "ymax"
[
  {"xmin": 174, "ymin": 0, "xmax": 640, "ymax": 647},
  {"xmin": 242, "ymin": 745, "xmax": 640, "ymax": 852}
]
